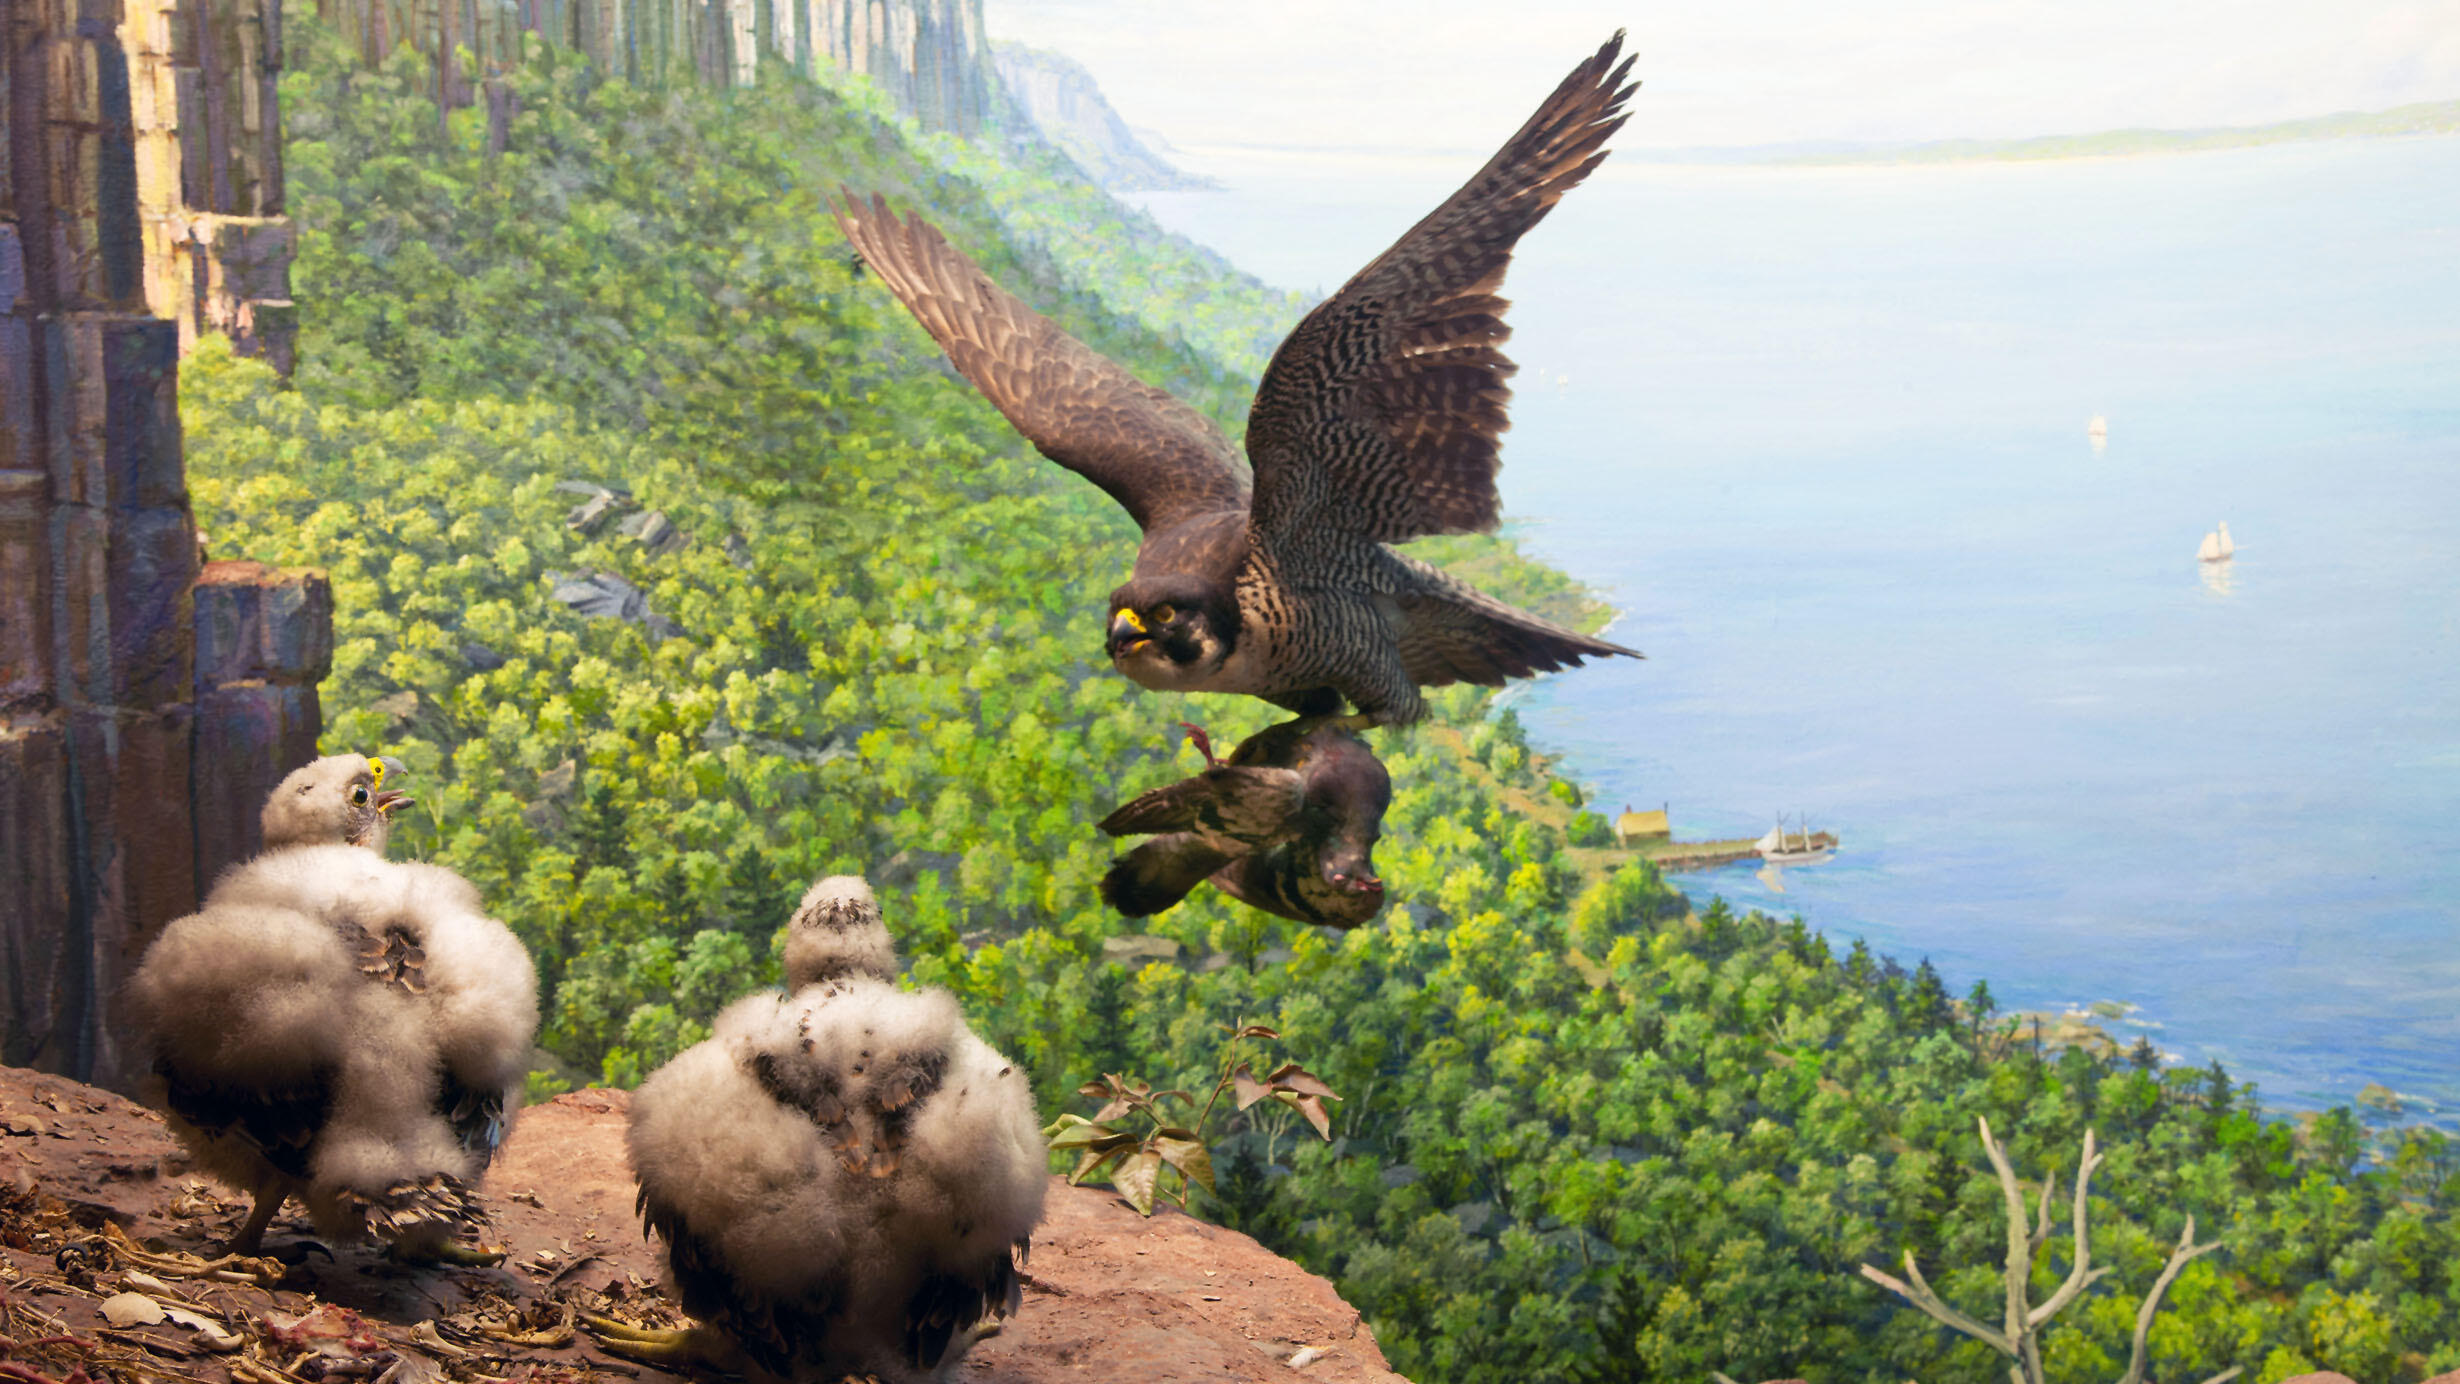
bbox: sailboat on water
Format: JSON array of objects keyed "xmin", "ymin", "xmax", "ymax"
[
  {"xmin": 2197, "ymin": 520, "xmax": 2236, "ymax": 564},
  {"xmin": 1756, "ymin": 815, "xmax": 1835, "ymax": 867}
]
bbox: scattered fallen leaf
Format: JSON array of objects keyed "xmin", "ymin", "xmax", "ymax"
[
  {"xmin": 161, "ymin": 1302, "xmax": 245, "ymax": 1351},
  {"xmin": 102, "ymin": 1290, "xmax": 168, "ymax": 1327},
  {"xmin": 122, "ymin": 1268, "xmax": 191, "ymax": 1300}
]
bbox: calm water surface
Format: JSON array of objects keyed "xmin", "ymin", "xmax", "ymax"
[{"xmin": 1132, "ymin": 136, "xmax": 2460, "ymax": 1122}]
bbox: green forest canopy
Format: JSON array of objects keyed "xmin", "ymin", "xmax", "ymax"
[{"xmin": 179, "ymin": 24, "xmax": 2460, "ymax": 1383}]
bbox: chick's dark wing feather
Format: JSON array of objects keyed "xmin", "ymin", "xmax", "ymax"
[
  {"xmin": 155, "ymin": 1060, "xmax": 331, "ymax": 1180},
  {"xmin": 1245, "ymin": 34, "xmax": 1636, "ymax": 546},
  {"xmin": 833, "ymin": 193, "xmax": 1249, "ymax": 534}
]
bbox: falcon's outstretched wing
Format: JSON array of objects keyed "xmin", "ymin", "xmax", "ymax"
[
  {"xmin": 833, "ymin": 193, "xmax": 1249, "ymax": 535},
  {"xmin": 1245, "ymin": 34, "xmax": 1637, "ymax": 546},
  {"xmin": 1389, "ymin": 555, "xmax": 1640, "ymax": 689}
]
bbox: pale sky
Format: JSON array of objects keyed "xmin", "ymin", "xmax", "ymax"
[{"xmin": 985, "ymin": 1, "xmax": 2460, "ymax": 154}]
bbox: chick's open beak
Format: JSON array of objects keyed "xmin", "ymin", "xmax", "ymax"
[
  {"xmin": 370, "ymin": 755, "xmax": 412, "ymax": 814},
  {"xmin": 1107, "ymin": 607, "xmax": 1150, "ymax": 654}
]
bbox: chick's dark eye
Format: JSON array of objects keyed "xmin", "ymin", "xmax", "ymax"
[{"xmin": 351, "ymin": 786, "xmax": 369, "ymax": 805}]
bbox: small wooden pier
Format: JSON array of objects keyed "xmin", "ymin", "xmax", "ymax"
[{"xmin": 1639, "ymin": 831, "xmax": 1839, "ymax": 873}]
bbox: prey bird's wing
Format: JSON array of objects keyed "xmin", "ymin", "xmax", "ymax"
[
  {"xmin": 1098, "ymin": 765, "xmax": 1307, "ymax": 841},
  {"xmin": 1390, "ymin": 554, "xmax": 1639, "ymax": 688},
  {"xmin": 833, "ymin": 193, "xmax": 1249, "ymax": 534},
  {"xmin": 1245, "ymin": 33, "xmax": 1636, "ymax": 546}
]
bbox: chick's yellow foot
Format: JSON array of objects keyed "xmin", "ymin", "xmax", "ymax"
[
  {"xmin": 581, "ymin": 1315, "xmax": 717, "ymax": 1366},
  {"xmin": 387, "ymin": 1239, "xmax": 508, "ymax": 1268}
]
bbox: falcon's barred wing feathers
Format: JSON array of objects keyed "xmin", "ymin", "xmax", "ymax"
[
  {"xmin": 831, "ymin": 192, "xmax": 1250, "ymax": 534},
  {"xmin": 1389, "ymin": 553, "xmax": 1639, "ymax": 689},
  {"xmin": 1245, "ymin": 33, "xmax": 1637, "ymax": 546}
]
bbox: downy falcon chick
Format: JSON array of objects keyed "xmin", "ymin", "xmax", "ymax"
[
  {"xmin": 1099, "ymin": 720, "xmax": 1392, "ymax": 929},
  {"xmin": 833, "ymin": 33, "xmax": 1643, "ymax": 727},
  {"xmin": 125, "ymin": 755, "xmax": 538, "ymax": 1262},
  {"xmin": 600, "ymin": 876, "xmax": 1045, "ymax": 1382}
]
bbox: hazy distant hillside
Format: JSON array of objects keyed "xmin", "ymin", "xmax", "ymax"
[
  {"xmin": 994, "ymin": 41, "xmax": 1217, "ymax": 190},
  {"xmin": 1785, "ymin": 97, "xmax": 2460, "ymax": 165}
]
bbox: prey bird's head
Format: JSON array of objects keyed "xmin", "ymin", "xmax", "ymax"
[
  {"xmin": 1304, "ymin": 729, "xmax": 1392, "ymax": 902},
  {"xmin": 1105, "ymin": 576, "xmax": 1235, "ymax": 688},
  {"xmin": 262, "ymin": 753, "xmax": 412, "ymax": 854}
]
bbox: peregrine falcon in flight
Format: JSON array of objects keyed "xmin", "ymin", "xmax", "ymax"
[{"xmin": 834, "ymin": 33, "xmax": 1642, "ymax": 726}]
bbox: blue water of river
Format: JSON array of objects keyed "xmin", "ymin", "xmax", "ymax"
[{"xmin": 1130, "ymin": 135, "xmax": 2460, "ymax": 1124}]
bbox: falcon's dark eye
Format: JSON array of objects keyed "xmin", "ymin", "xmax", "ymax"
[
  {"xmin": 351, "ymin": 786, "xmax": 370, "ymax": 806},
  {"xmin": 1152, "ymin": 604, "xmax": 1177, "ymax": 624}
]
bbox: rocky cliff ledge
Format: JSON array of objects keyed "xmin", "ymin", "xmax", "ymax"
[
  {"xmin": 0, "ymin": 1067, "xmax": 1408, "ymax": 1382},
  {"xmin": 994, "ymin": 42, "xmax": 1217, "ymax": 191}
]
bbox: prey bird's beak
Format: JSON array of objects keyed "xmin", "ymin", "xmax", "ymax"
[{"xmin": 1107, "ymin": 607, "xmax": 1150, "ymax": 653}]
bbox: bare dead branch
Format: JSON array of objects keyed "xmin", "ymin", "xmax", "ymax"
[
  {"xmin": 1977, "ymin": 1117, "xmax": 2035, "ymax": 1366},
  {"xmin": 1865, "ymin": 1125, "xmax": 2233, "ymax": 1384},
  {"xmin": 2030, "ymin": 1129, "xmax": 2109, "ymax": 1328},
  {"xmin": 2115, "ymin": 1215, "xmax": 2227, "ymax": 1384},
  {"xmin": 1860, "ymin": 1256, "xmax": 2014, "ymax": 1356}
]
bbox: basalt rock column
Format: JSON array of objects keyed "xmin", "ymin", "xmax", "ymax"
[
  {"xmin": 123, "ymin": 0, "xmax": 295, "ymax": 372},
  {"xmin": 0, "ymin": 0, "xmax": 324, "ymax": 1088}
]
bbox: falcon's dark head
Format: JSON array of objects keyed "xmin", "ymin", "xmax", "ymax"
[
  {"xmin": 1104, "ymin": 576, "xmax": 1235, "ymax": 688},
  {"xmin": 261, "ymin": 753, "xmax": 412, "ymax": 854}
]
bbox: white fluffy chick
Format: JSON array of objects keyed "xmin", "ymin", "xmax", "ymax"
[
  {"xmin": 599, "ymin": 876, "xmax": 1047, "ymax": 1381},
  {"xmin": 125, "ymin": 754, "xmax": 538, "ymax": 1263}
]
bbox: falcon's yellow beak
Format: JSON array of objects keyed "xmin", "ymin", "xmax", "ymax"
[{"xmin": 1108, "ymin": 607, "xmax": 1150, "ymax": 653}]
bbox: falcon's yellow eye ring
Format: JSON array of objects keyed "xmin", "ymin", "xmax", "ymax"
[
  {"xmin": 1152, "ymin": 604, "xmax": 1177, "ymax": 624},
  {"xmin": 351, "ymin": 785, "xmax": 371, "ymax": 806},
  {"xmin": 367, "ymin": 756, "xmax": 388, "ymax": 790}
]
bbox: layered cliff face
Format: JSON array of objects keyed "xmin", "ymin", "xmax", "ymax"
[
  {"xmin": 993, "ymin": 41, "xmax": 1215, "ymax": 191},
  {"xmin": 1, "ymin": 0, "xmax": 327, "ymax": 1087},
  {"xmin": 819, "ymin": 0, "xmax": 992, "ymax": 135},
  {"xmin": 316, "ymin": 0, "xmax": 997, "ymax": 135}
]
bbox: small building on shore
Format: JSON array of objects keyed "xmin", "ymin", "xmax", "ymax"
[{"xmin": 1615, "ymin": 805, "xmax": 1671, "ymax": 846}]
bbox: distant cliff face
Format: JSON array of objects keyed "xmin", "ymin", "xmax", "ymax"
[
  {"xmin": 320, "ymin": 0, "xmax": 997, "ymax": 135},
  {"xmin": 815, "ymin": 0, "xmax": 993, "ymax": 135},
  {"xmin": 993, "ymin": 43, "xmax": 1217, "ymax": 191}
]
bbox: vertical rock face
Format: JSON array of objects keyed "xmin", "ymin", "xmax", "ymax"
[
  {"xmin": 316, "ymin": 0, "xmax": 995, "ymax": 135},
  {"xmin": 0, "ymin": 0, "xmax": 325, "ymax": 1090},
  {"xmin": 812, "ymin": 0, "xmax": 987, "ymax": 134},
  {"xmin": 123, "ymin": 0, "xmax": 297, "ymax": 371}
]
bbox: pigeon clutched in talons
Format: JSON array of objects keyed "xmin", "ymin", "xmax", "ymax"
[
  {"xmin": 1099, "ymin": 718, "xmax": 1393, "ymax": 930},
  {"xmin": 125, "ymin": 754, "xmax": 538, "ymax": 1266},
  {"xmin": 603, "ymin": 876, "xmax": 1046, "ymax": 1383}
]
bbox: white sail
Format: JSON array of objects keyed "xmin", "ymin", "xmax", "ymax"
[
  {"xmin": 2215, "ymin": 520, "xmax": 2234, "ymax": 558},
  {"xmin": 2087, "ymin": 414, "xmax": 2108, "ymax": 438},
  {"xmin": 2197, "ymin": 530, "xmax": 2222, "ymax": 562},
  {"xmin": 1755, "ymin": 826, "xmax": 1784, "ymax": 855}
]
